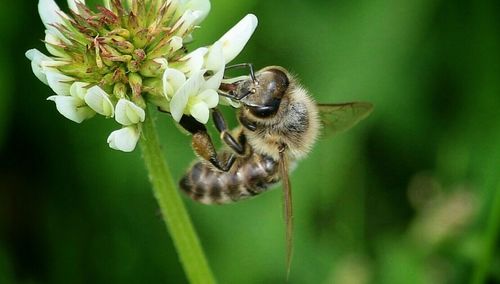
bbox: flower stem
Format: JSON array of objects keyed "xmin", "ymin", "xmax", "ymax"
[
  {"xmin": 471, "ymin": 181, "xmax": 500, "ymax": 284},
  {"xmin": 139, "ymin": 109, "xmax": 216, "ymax": 284}
]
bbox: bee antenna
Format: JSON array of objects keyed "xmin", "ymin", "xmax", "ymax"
[
  {"xmin": 248, "ymin": 64, "xmax": 258, "ymax": 84},
  {"xmin": 225, "ymin": 63, "xmax": 258, "ymax": 83},
  {"xmin": 237, "ymin": 90, "xmax": 254, "ymax": 101},
  {"xmin": 217, "ymin": 89, "xmax": 253, "ymax": 102}
]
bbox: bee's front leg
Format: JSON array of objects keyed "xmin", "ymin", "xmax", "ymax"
[
  {"xmin": 179, "ymin": 115, "xmax": 235, "ymax": 172},
  {"xmin": 238, "ymin": 114, "xmax": 257, "ymax": 131},
  {"xmin": 212, "ymin": 108, "xmax": 247, "ymax": 155},
  {"xmin": 225, "ymin": 63, "xmax": 257, "ymax": 82}
]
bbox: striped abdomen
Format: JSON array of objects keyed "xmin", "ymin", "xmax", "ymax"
[{"xmin": 180, "ymin": 153, "xmax": 280, "ymax": 205}]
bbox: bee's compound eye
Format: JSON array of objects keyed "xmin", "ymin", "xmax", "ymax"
[
  {"xmin": 271, "ymin": 70, "xmax": 289, "ymax": 98},
  {"xmin": 248, "ymin": 98, "xmax": 281, "ymax": 118}
]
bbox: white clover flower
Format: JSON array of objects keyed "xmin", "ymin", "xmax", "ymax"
[
  {"xmin": 44, "ymin": 68, "xmax": 74, "ymax": 96},
  {"xmin": 115, "ymin": 99, "xmax": 146, "ymax": 125},
  {"xmin": 46, "ymin": 95, "xmax": 95, "ymax": 123},
  {"xmin": 172, "ymin": 10, "xmax": 200, "ymax": 38},
  {"xmin": 107, "ymin": 126, "xmax": 141, "ymax": 152},
  {"xmin": 174, "ymin": 47, "xmax": 209, "ymax": 77},
  {"xmin": 25, "ymin": 49, "xmax": 52, "ymax": 85},
  {"xmin": 70, "ymin": 82, "xmax": 88, "ymax": 100},
  {"xmin": 45, "ymin": 30, "xmax": 69, "ymax": 58},
  {"xmin": 84, "ymin": 86, "xmax": 115, "ymax": 117},
  {"xmin": 27, "ymin": 0, "xmax": 258, "ymax": 152},
  {"xmin": 176, "ymin": 0, "xmax": 211, "ymax": 25},
  {"xmin": 163, "ymin": 68, "xmax": 187, "ymax": 100},
  {"xmin": 170, "ymin": 71, "xmax": 219, "ymax": 124},
  {"xmin": 165, "ymin": 14, "xmax": 258, "ymax": 122}
]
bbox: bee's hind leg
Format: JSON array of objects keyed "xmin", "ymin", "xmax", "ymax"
[
  {"xmin": 179, "ymin": 115, "xmax": 235, "ymax": 172},
  {"xmin": 212, "ymin": 108, "xmax": 247, "ymax": 155}
]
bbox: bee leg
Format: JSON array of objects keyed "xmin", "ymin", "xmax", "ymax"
[
  {"xmin": 212, "ymin": 109, "xmax": 246, "ymax": 155},
  {"xmin": 157, "ymin": 107, "xmax": 170, "ymax": 114},
  {"xmin": 179, "ymin": 115, "xmax": 235, "ymax": 172},
  {"xmin": 238, "ymin": 114, "xmax": 257, "ymax": 131}
]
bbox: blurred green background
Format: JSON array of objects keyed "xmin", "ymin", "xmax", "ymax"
[{"xmin": 1, "ymin": 0, "xmax": 499, "ymax": 283}]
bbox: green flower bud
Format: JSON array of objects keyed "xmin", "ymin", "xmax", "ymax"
[
  {"xmin": 108, "ymin": 28, "xmax": 131, "ymax": 39},
  {"xmin": 128, "ymin": 72, "xmax": 143, "ymax": 97},
  {"xmin": 132, "ymin": 29, "xmax": 148, "ymax": 49},
  {"xmin": 114, "ymin": 40, "xmax": 135, "ymax": 54},
  {"xmin": 132, "ymin": 95, "xmax": 147, "ymax": 109},
  {"xmin": 143, "ymin": 78, "xmax": 164, "ymax": 97},
  {"xmin": 140, "ymin": 59, "xmax": 166, "ymax": 77},
  {"xmin": 113, "ymin": 82, "xmax": 128, "ymax": 99}
]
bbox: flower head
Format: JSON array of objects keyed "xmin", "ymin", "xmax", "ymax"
[{"xmin": 27, "ymin": 0, "xmax": 257, "ymax": 152}]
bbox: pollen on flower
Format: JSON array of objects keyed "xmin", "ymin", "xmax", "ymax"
[{"xmin": 27, "ymin": 0, "xmax": 258, "ymax": 152}]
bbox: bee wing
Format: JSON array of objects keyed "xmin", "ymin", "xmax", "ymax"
[
  {"xmin": 278, "ymin": 149, "xmax": 293, "ymax": 278},
  {"xmin": 317, "ymin": 102, "xmax": 374, "ymax": 137}
]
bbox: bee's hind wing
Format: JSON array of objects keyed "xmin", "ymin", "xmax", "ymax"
[{"xmin": 317, "ymin": 102, "xmax": 373, "ymax": 138}]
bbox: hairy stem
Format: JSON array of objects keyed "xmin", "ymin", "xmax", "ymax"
[{"xmin": 140, "ymin": 109, "xmax": 216, "ymax": 284}]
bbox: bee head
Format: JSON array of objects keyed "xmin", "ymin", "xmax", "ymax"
[{"xmin": 238, "ymin": 67, "xmax": 290, "ymax": 118}]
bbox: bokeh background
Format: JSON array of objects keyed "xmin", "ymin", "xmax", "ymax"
[{"xmin": 1, "ymin": 0, "xmax": 499, "ymax": 283}]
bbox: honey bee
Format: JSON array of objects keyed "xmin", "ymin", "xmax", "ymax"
[{"xmin": 175, "ymin": 65, "xmax": 373, "ymax": 273}]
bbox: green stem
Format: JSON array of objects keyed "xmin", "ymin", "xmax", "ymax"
[
  {"xmin": 139, "ymin": 109, "xmax": 216, "ymax": 284},
  {"xmin": 471, "ymin": 181, "xmax": 500, "ymax": 284}
]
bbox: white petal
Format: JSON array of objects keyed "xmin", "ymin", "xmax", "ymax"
[
  {"xmin": 114, "ymin": 99, "xmax": 146, "ymax": 126},
  {"xmin": 38, "ymin": 0, "xmax": 66, "ymax": 27},
  {"xmin": 45, "ymin": 30, "xmax": 68, "ymax": 58},
  {"xmin": 198, "ymin": 89, "xmax": 219, "ymax": 108},
  {"xmin": 162, "ymin": 68, "xmax": 186, "ymax": 99},
  {"xmin": 168, "ymin": 36, "xmax": 183, "ymax": 53},
  {"xmin": 84, "ymin": 86, "xmax": 114, "ymax": 117},
  {"xmin": 47, "ymin": 95, "xmax": 95, "ymax": 123},
  {"xmin": 177, "ymin": 47, "xmax": 208, "ymax": 77},
  {"xmin": 67, "ymin": 0, "xmax": 85, "ymax": 13},
  {"xmin": 170, "ymin": 88, "xmax": 190, "ymax": 122},
  {"xmin": 205, "ymin": 41, "xmax": 224, "ymax": 71},
  {"xmin": 70, "ymin": 82, "xmax": 88, "ymax": 100},
  {"xmin": 172, "ymin": 9, "xmax": 197, "ymax": 37},
  {"xmin": 174, "ymin": 0, "xmax": 209, "ymax": 25},
  {"xmin": 170, "ymin": 71, "xmax": 204, "ymax": 121},
  {"xmin": 218, "ymin": 14, "xmax": 258, "ymax": 63},
  {"xmin": 107, "ymin": 126, "xmax": 140, "ymax": 152},
  {"xmin": 203, "ymin": 68, "xmax": 224, "ymax": 90},
  {"xmin": 183, "ymin": 34, "xmax": 194, "ymax": 44},
  {"xmin": 25, "ymin": 49, "xmax": 47, "ymax": 61},
  {"xmin": 25, "ymin": 49, "xmax": 52, "ymax": 85},
  {"xmin": 44, "ymin": 67, "xmax": 73, "ymax": 96},
  {"xmin": 188, "ymin": 0, "xmax": 211, "ymax": 25},
  {"xmin": 153, "ymin": 58, "xmax": 168, "ymax": 69},
  {"xmin": 189, "ymin": 102, "xmax": 210, "ymax": 124}
]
